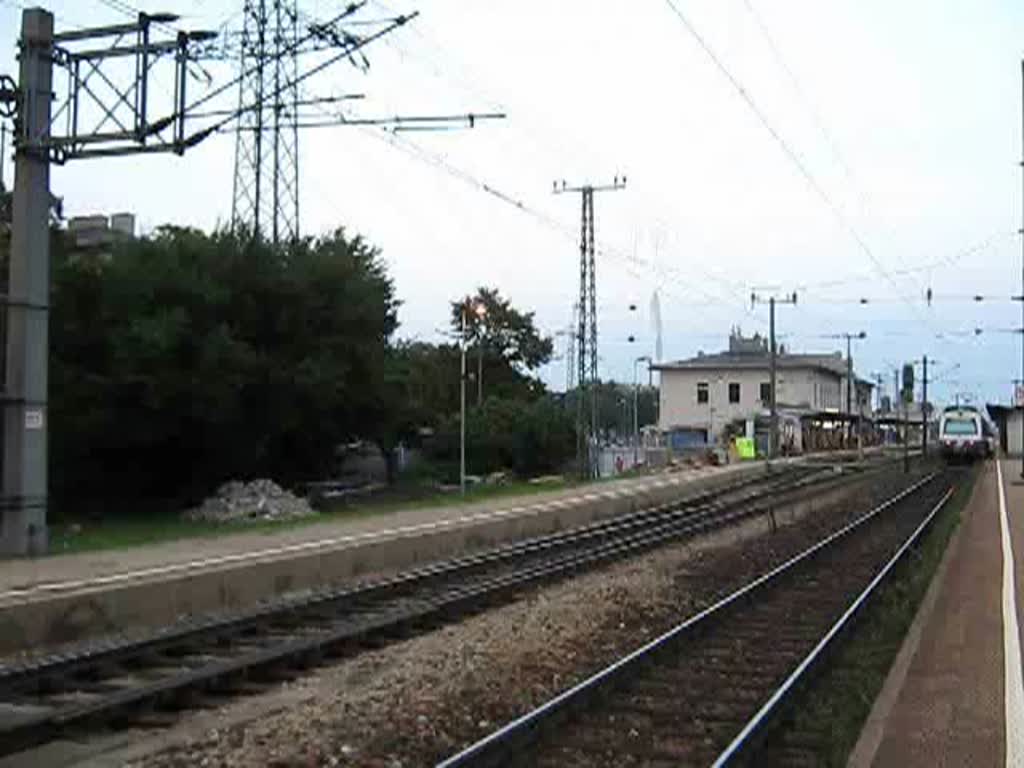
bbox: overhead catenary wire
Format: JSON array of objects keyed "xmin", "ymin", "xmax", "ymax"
[
  {"xmin": 794, "ymin": 230, "xmax": 1017, "ymax": 292},
  {"xmin": 361, "ymin": 0, "xmax": 770, "ymax": 332},
  {"xmin": 741, "ymin": 0, "xmax": 932, "ymax": 306},
  {"xmin": 661, "ymin": 0, "xmax": 943, "ymax": 340}
]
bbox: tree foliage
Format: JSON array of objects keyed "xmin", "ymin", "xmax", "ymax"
[
  {"xmin": 563, "ymin": 380, "xmax": 659, "ymax": 439},
  {"xmin": 49, "ymin": 227, "xmax": 398, "ymax": 513},
  {"xmin": 450, "ymin": 286, "xmax": 554, "ymax": 372},
  {"xmin": 429, "ymin": 396, "xmax": 575, "ymax": 480},
  {"xmin": 0, "ymin": 213, "xmax": 577, "ymax": 514}
]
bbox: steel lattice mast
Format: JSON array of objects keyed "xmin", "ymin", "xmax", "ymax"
[
  {"xmin": 554, "ymin": 176, "xmax": 626, "ymax": 478},
  {"xmin": 231, "ymin": 0, "xmax": 300, "ymax": 244}
]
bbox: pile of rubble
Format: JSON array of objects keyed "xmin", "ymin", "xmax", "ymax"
[{"xmin": 184, "ymin": 479, "xmax": 316, "ymax": 524}]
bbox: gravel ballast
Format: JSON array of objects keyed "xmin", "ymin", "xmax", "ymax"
[{"xmin": 70, "ymin": 469, "xmax": 927, "ymax": 768}]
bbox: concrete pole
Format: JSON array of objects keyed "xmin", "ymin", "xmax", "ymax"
[
  {"xmin": 633, "ymin": 361, "xmax": 640, "ymax": 468},
  {"xmin": 903, "ymin": 397, "xmax": 910, "ymax": 473},
  {"xmin": 1, "ymin": 9, "xmax": 53, "ymax": 556},
  {"xmin": 893, "ymin": 369, "xmax": 900, "ymax": 446},
  {"xmin": 846, "ymin": 335, "xmax": 853, "ymax": 449},
  {"xmin": 0, "ymin": 122, "xmax": 7, "ymax": 191},
  {"xmin": 476, "ymin": 339, "xmax": 483, "ymax": 407},
  {"xmin": 769, "ymin": 297, "xmax": 777, "ymax": 460},
  {"xmin": 460, "ymin": 305, "xmax": 466, "ymax": 495},
  {"xmin": 922, "ymin": 354, "xmax": 928, "ymax": 458}
]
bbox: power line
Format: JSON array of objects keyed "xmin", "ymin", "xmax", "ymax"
[
  {"xmin": 742, "ymin": 0, "xmax": 858, "ymax": 195},
  {"xmin": 661, "ymin": 0, "xmax": 939, "ymax": 336},
  {"xmin": 361, "ymin": 1, "xmax": 765, "ymax": 329},
  {"xmin": 741, "ymin": 0, "xmax": 928, "ymax": 303},
  {"xmin": 93, "ymin": 0, "xmax": 178, "ymax": 35},
  {"xmin": 794, "ymin": 230, "xmax": 1015, "ymax": 291}
]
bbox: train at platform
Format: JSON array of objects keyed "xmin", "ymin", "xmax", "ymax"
[{"xmin": 937, "ymin": 405, "xmax": 996, "ymax": 462}]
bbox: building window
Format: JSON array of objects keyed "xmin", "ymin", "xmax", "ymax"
[
  {"xmin": 760, "ymin": 382, "xmax": 771, "ymax": 403},
  {"xmin": 697, "ymin": 382, "xmax": 709, "ymax": 404},
  {"xmin": 729, "ymin": 382, "xmax": 741, "ymax": 403}
]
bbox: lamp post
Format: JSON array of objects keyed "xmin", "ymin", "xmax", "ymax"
[
  {"xmin": 633, "ymin": 355, "xmax": 651, "ymax": 468},
  {"xmin": 460, "ymin": 299, "xmax": 487, "ymax": 495}
]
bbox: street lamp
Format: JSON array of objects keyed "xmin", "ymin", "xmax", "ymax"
[
  {"xmin": 633, "ymin": 355, "xmax": 651, "ymax": 467},
  {"xmin": 461, "ymin": 299, "xmax": 487, "ymax": 495}
]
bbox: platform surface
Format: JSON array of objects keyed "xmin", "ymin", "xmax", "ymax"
[
  {"xmin": 852, "ymin": 459, "xmax": 1024, "ymax": 767},
  {"xmin": 0, "ymin": 461, "xmax": 748, "ymax": 602}
]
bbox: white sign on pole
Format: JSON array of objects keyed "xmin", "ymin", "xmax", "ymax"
[{"xmin": 24, "ymin": 409, "xmax": 43, "ymax": 430}]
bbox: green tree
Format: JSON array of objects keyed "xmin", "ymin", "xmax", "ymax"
[
  {"xmin": 449, "ymin": 286, "xmax": 554, "ymax": 403},
  {"xmin": 49, "ymin": 226, "xmax": 399, "ymax": 514}
]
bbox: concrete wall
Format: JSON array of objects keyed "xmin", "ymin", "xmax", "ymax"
[
  {"xmin": 659, "ymin": 366, "xmax": 849, "ymax": 440},
  {"xmin": 0, "ymin": 461, "xmax": 787, "ymax": 655}
]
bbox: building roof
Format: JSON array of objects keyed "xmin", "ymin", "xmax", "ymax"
[{"xmin": 652, "ymin": 351, "xmax": 874, "ymax": 385}]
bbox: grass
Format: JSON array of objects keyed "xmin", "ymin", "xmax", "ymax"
[
  {"xmin": 45, "ymin": 476, "xmax": 576, "ymax": 557},
  {"xmin": 760, "ymin": 467, "xmax": 979, "ymax": 766}
]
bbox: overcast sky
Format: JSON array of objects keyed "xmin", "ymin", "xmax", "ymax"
[{"xmin": 2, "ymin": 0, "xmax": 1023, "ymax": 406}]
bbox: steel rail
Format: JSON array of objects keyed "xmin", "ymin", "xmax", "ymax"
[
  {"xmin": 435, "ymin": 471, "xmax": 940, "ymax": 768},
  {"xmin": 0, "ymin": 465, "xmax": 814, "ymax": 688},
  {"xmin": 0, "ymin": 464, "xmax": 865, "ymax": 755},
  {"xmin": 711, "ymin": 483, "xmax": 957, "ymax": 766}
]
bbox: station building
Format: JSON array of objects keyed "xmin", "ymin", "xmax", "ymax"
[{"xmin": 652, "ymin": 330, "xmax": 873, "ymax": 453}]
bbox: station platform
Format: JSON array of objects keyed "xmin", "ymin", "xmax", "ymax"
[
  {"xmin": 850, "ymin": 459, "xmax": 1024, "ymax": 767},
  {"xmin": 0, "ymin": 457, "xmax": 802, "ymax": 655}
]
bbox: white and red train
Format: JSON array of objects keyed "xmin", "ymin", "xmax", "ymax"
[{"xmin": 937, "ymin": 405, "xmax": 996, "ymax": 461}]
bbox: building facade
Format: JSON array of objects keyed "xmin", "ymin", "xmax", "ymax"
[
  {"xmin": 653, "ymin": 331, "xmax": 872, "ymax": 446},
  {"xmin": 67, "ymin": 212, "xmax": 135, "ymax": 262}
]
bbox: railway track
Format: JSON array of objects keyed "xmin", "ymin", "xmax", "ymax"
[
  {"xmin": 437, "ymin": 468, "xmax": 962, "ymax": 768},
  {"xmin": 0, "ymin": 459, "xmax": 891, "ymax": 757}
]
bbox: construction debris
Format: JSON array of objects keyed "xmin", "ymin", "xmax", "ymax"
[{"xmin": 184, "ymin": 479, "xmax": 316, "ymax": 524}]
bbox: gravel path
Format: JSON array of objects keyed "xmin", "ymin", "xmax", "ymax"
[{"xmin": 82, "ymin": 469, "xmax": 921, "ymax": 768}]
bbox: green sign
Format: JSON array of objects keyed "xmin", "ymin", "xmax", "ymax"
[{"xmin": 735, "ymin": 437, "xmax": 756, "ymax": 460}]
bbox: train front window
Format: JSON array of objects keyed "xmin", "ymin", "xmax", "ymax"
[{"xmin": 943, "ymin": 418, "xmax": 978, "ymax": 436}]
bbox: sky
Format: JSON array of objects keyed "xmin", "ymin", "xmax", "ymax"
[{"xmin": 1, "ymin": 0, "xmax": 1023, "ymax": 408}]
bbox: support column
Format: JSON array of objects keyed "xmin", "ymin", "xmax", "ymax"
[{"xmin": 1, "ymin": 9, "xmax": 52, "ymax": 556}]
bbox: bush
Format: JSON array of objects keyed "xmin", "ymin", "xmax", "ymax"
[{"xmin": 427, "ymin": 396, "xmax": 575, "ymax": 479}]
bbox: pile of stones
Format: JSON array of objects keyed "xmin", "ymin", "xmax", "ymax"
[{"xmin": 184, "ymin": 479, "xmax": 316, "ymax": 524}]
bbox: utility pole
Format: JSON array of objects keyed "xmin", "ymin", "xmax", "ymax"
[
  {"xmin": 476, "ymin": 326, "xmax": 485, "ymax": 406},
  {"xmin": 0, "ymin": 9, "xmax": 222, "ymax": 556},
  {"xmin": 460, "ymin": 306, "xmax": 467, "ymax": 495},
  {"xmin": 902, "ymin": 363, "xmax": 914, "ymax": 474},
  {"xmin": 634, "ymin": 355, "xmax": 650, "ymax": 468},
  {"xmin": 2, "ymin": 10, "xmax": 53, "ymax": 556},
  {"xmin": 752, "ymin": 291, "xmax": 797, "ymax": 460},
  {"xmin": 0, "ymin": 11, "xmax": 204, "ymax": 555},
  {"xmin": 0, "ymin": 122, "xmax": 8, "ymax": 190},
  {"xmin": 893, "ymin": 368, "xmax": 900, "ymax": 447},
  {"xmin": 460, "ymin": 298, "xmax": 486, "ymax": 494},
  {"xmin": 554, "ymin": 176, "xmax": 627, "ymax": 479},
  {"xmin": 823, "ymin": 332, "xmax": 866, "ymax": 457},
  {"xmin": 922, "ymin": 354, "xmax": 929, "ymax": 458}
]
